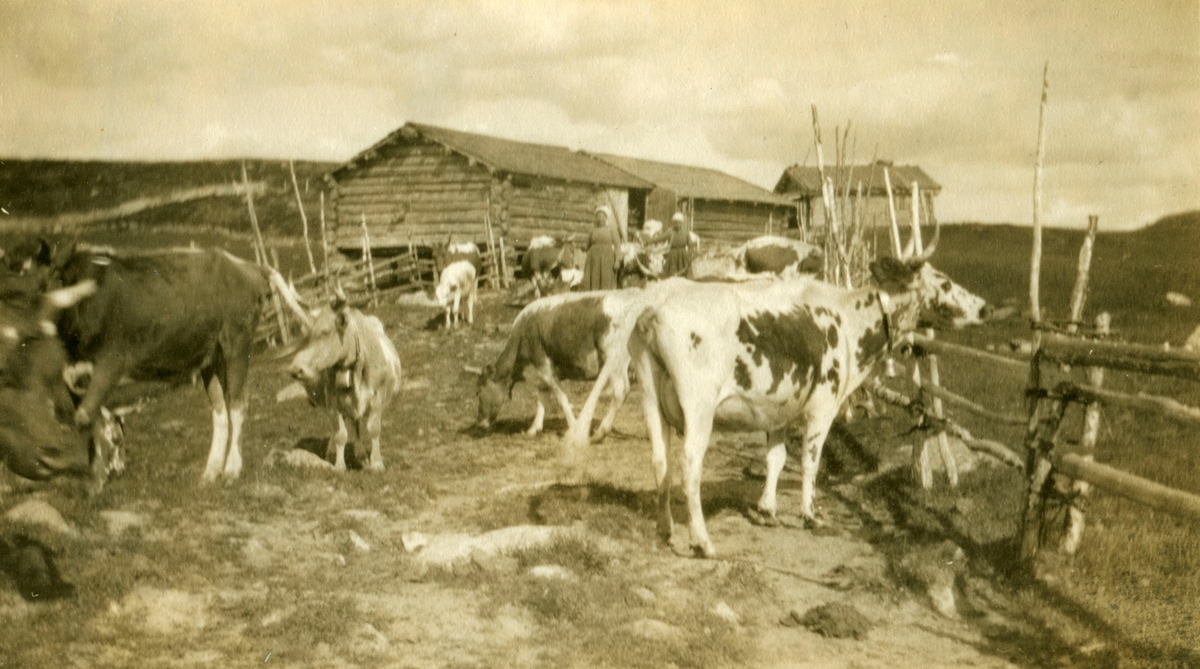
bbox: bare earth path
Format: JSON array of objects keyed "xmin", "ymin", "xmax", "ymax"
[{"xmin": 0, "ymin": 293, "xmax": 1111, "ymax": 668}]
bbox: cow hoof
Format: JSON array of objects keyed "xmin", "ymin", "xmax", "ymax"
[
  {"xmin": 368, "ymin": 462, "xmax": 385, "ymax": 473},
  {"xmin": 746, "ymin": 507, "xmax": 780, "ymax": 527},
  {"xmin": 690, "ymin": 542, "xmax": 716, "ymax": 559}
]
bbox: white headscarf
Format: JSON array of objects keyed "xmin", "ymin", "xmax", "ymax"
[{"xmin": 594, "ymin": 205, "xmax": 614, "ymax": 226}]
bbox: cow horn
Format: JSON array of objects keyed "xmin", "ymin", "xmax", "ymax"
[
  {"xmin": 463, "ymin": 365, "xmax": 483, "ymax": 375},
  {"xmin": 44, "ymin": 279, "xmax": 97, "ymax": 309},
  {"xmin": 911, "ymin": 219, "xmax": 940, "ymax": 263}
]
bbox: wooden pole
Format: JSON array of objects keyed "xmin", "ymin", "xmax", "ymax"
[
  {"xmin": 911, "ymin": 344, "xmax": 932, "ymax": 490},
  {"xmin": 1063, "ymin": 311, "xmax": 1109, "ymax": 554},
  {"xmin": 241, "ymin": 161, "xmax": 267, "ymax": 266},
  {"xmin": 497, "ymin": 236, "xmax": 509, "ymax": 289},
  {"xmin": 1030, "ymin": 61, "xmax": 1050, "ymax": 328},
  {"xmin": 289, "ymin": 160, "xmax": 317, "ymax": 274},
  {"xmin": 319, "ymin": 191, "xmax": 330, "ymax": 296},
  {"xmin": 927, "ymin": 334, "xmax": 959, "ymax": 488},
  {"xmin": 1053, "ymin": 450, "xmax": 1200, "ymax": 520},
  {"xmin": 1066, "ymin": 215, "xmax": 1100, "ymax": 335},
  {"xmin": 361, "ymin": 213, "xmax": 378, "ymax": 308},
  {"xmin": 883, "ymin": 167, "xmax": 902, "ymax": 257},
  {"xmin": 909, "ymin": 181, "xmax": 923, "ymax": 256}
]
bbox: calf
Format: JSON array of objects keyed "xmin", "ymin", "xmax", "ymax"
[
  {"xmin": 521, "ymin": 236, "xmax": 580, "ymax": 297},
  {"xmin": 286, "ymin": 289, "xmax": 402, "ymax": 471},
  {"xmin": 476, "ymin": 289, "xmax": 648, "ymax": 439},
  {"xmin": 435, "ymin": 260, "xmax": 477, "ymax": 328},
  {"xmin": 434, "ymin": 241, "xmax": 483, "ymax": 275},
  {"xmin": 732, "ymin": 236, "xmax": 823, "ymax": 277},
  {"xmin": 630, "ymin": 241, "xmax": 988, "ymax": 557},
  {"xmin": 50, "ymin": 246, "xmax": 306, "ymax": 484}
]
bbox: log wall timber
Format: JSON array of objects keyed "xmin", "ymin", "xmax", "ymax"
[
  {"xmin": 333, "ymin": 142, "xmax": 491, "ymax": 249},
  {"xmin": 506, "ymin": 178, "xmax": 609, "ymax": 243},
  {"xmin": 692, "ymin": 200, "xmax": 797, "ymax": 243}
]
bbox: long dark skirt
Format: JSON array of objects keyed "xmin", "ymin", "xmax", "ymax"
[{"xmin": 583, "ymin": 245, "xmax": 617, "ymax": 290}]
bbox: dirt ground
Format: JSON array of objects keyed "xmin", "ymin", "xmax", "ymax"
[{"xmin": 0, "ymin": 290, "xmax": 1123, "ymax": 668}]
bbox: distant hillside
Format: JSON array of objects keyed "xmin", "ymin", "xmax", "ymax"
[
  {"xmin": 935, "ymin": 210, "xmax": 1200, "ymax": 344},
  {"xmin": 0, "ymin": 158, "xmax": 339, "ymax": 236}
]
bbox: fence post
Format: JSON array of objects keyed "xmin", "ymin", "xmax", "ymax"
[
  {"xmin": 927, "ymin": 333, "xmax": 959, "ymax": 487},
  {"xmin": 910, "ymin": 343, "xmax": 933, "ymax": 490},
  {"xmin": 360, "ymin": 214, "xmax": 378, "ymax": 308},
  {"xmin": 1063, "ymin": 311, "xmax": 1110, "ymax": 554}
]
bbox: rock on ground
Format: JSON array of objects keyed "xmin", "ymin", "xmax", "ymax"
[{"xmin": 793, "ymin": 602, "xmax": 873, "ymax": 640}]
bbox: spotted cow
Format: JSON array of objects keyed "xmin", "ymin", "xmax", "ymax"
[
  {"xmin": 732, "ymin": 236, "xmax": 824, "ymax": 277},
  {"xmin": 629, "ymin": 248, "xmax": 988, "ymax": 557}
]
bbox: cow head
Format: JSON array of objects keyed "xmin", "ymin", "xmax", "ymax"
[
  {"xmin": 0, "ymin": 278, "xmax": 98, "ymax": 482},
  {"xmin": 869, "ymin": 226, "xmax": 988, "ymax": 330},
  {"xmin": 287, "ymin": 287, "xmax": 357, "ymax": 392},
  {"xmin": 475, "ymin": 364, "xmax": 511, "ymax": 429}
]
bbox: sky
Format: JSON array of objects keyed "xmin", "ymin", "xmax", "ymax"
[{"xmin": 1, "ymin": 0, "xmax": 1197, "ymax": 230}]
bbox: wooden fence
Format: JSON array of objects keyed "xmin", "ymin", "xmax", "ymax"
[{"xmin": 871, "ymin": 212, "xmax": 1200, "ymax": 570}]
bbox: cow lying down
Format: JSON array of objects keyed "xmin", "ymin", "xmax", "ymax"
[
  {"xmin": 284, "ymin": 288, "xmax": 402, "ymax": 471},
  {"xmin": 630, "ymin": 244, "xmax": 988, "ymax": 557}
]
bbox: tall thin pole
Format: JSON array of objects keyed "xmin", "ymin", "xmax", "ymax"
[
  {"xmin": 290, "ymin": 160, "xmax": 317, "ymax": 274},
  {"xmin": 241, "ymin": 161, "xmax": 267, "ymax": 266},
  {"xmin": 1030, "ymin": 61, "xmax": 1050, "ymax": 327}
]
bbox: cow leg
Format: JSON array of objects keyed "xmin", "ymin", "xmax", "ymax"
[
  {"xmin": 466, "ymin": 287, "xmax": 475, "ymax": 325},
  {"xmin": 681, "ymin": 410, "xmax": 717, "ymax": 558},
  {"xmin": 526, "ymin": 396, "xmax": 546, "ymax": 436},
  {"xmin": 221, "ymin": 347, "xmax": 252, "ymax": 481},
  {"xmin": 327, "ymin": 413, "xmax": 350, "ymax": 471},
  {"xmin": 754, "ymin": 428, "xmax": 789, "ymax": 526},
  {"xmin": 452, "ymin": 291, "xmax": 462, "ymax": 327},
  {"xmin": 591, "ymin": 363, "xmax": 630, "ymax": 443},
  {"xmin": 797, "ymin": 412, "xmax": 838, "ymax": 525},
  {"xmin": 73, "ymin": 353, "xmax": 125, "ymax": 428},
  {"xmin": 633, "ymin": 349, "xmax": 674, "ymax": 545},
  {"xmin": 364, "ymin": 411, "xmax": 385, "ymax": 472},
  {"xmin": 200, "ymin": 374, "xmax": 230, "ymax": 484}
]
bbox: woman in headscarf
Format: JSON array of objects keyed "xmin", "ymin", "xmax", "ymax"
[
  {"xmin": 582, "ymin": 205, "xmax": 620, "ymax": 290},
  {"xmin": 662, "ymin": 212, "xmax": 693, "ymax": 277}
]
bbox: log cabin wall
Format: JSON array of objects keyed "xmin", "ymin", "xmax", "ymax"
[
  {"xmin": 504, "ymin": 177, "xmax": 613, "ymax": 245},
  {"xmin": 691, "ymin": 199, "xmax": 799, "ymax": 244},
  {"xmin": 331, "ymin": 141, "xmax": 492, "ymax": 250}
]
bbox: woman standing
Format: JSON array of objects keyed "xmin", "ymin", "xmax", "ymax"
[
  {"xmin": 582, "ymin": 205, "xmax": 620, "ymax": 290},
  {"xmin": 663, "ymin": 212, "xmax": 693, "ymax": 277}
]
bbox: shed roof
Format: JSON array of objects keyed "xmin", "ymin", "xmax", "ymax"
[
  {"xmin": 591, "ymin": 153, "xmax": 793, "ymax": 206},
  {"xmin": 775, "ymin": 162, "xmax": 941, "ymax": 197},
  {"xmin": 330, "ymin": 122, "xmax": 652, "ymax": 189}
]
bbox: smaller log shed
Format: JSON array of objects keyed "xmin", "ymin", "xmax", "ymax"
[
  {"xmin": 590, "ymin": 153, "xmax": 797, "ymax": 244},
  {"xmin": 324, "ymin": 122, "xmax": 653, "ymax": 253},
  {"xmin": 774, "ymin": 161, "xmax": 942, "ymax": 236}
]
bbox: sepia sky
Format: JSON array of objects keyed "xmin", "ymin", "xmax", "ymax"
[{"xmin": 1, "ymin": 0, "xmax": 1197, "ymax": 229}]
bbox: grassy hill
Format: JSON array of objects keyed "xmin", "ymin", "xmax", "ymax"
[
  {"xmin": 935, "ymin": 212, "xmax": 1200, "ymax": 345},
  {"xmin": 0, "ymin": 158, "xmax": 338, "ymax": 237}
]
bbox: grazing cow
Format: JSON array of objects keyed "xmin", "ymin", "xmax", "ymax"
[
  {"xmin": 50, "ymin": 246, "xmax": 306, "ymax": 484},
  {"xmin": 285, "ymin": 288, "xmax": 402, "ymax": 471},
  {"xmin": 476, "ymin": 290, "xmax": 648, "ymax": 438},
  {"xmin": 521, "ymin": 236, "xmax": 582, "ymax": 297},
  {"xmin": 629, "ymin": 240, "xmax": 989, "ymax": 557},
  {"xmin": 733, "ymin": 236, "xmax": 824, "ymax": 277},
  {"xmin": 0, "ymin": 275, "xmax": 99, "ymax": 483},
  {"xmin": 435, "ymin": 260, "xmax": 477, "ymax": 328}
]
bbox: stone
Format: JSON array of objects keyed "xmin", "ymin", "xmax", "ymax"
[
  {"xmin": 629, "ymin": 586, "xmax": 657, "ymax": 605},
  {"xmin": 793, "ymin": 602, "xmax": 873, "ymax": 639},
  {"xmin": 3, "ymin": 500, "xmax": 77, "ymax": 545},
  {"xmin": 625, "ymin": 618, "xmax": 684, "ymax": 641},
  {"xmin": 528, "ymin": 564, "xmax": 574, "ymax": 581},
  {"xmin": 264, "ymin": 448, "xmax": 334, "ymax": 471},
  {"xmin": 712, "ymin": 601, "xmax": 741, "ymax": 626},
  {"xmin": 348, "ymin": 531, "xmax": 371, "ymax": 553}
]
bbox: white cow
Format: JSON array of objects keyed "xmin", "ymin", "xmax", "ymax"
[
  {"xmin": 285, "ymin": 288, "xmax": 403, "ymax": 471},
  {"xmin": 629, "ymin": 242, "xmax": 989, "ymax": 557},
  {"xmin": 435, "ymin": 260, "xmax": 477, "ymax": 328}
]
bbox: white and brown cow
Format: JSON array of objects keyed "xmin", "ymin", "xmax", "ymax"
[
  {"xmin": 285, "ymin": 289, "xmax": 402, "ymax": 471},
  {"xmin": 732, "ymin": 236, "xmax": 824, "ymax": 277},
  {"xmin": 476, "ymin": 289, "xmax": 652, "ymax": 439},
  {"xmin": 435, "ymin": 260, "xmax": 477, "ymax": 329},
  {"xmin": 629, "ymin": 244, "xmax": 988, "ymax": 557}
]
